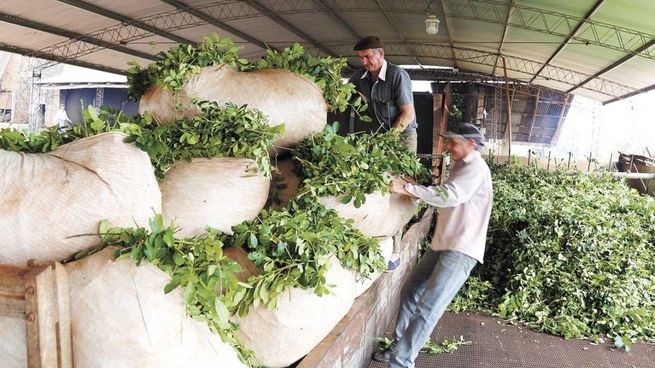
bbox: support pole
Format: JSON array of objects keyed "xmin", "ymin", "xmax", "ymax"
[{"xmin": 502, "ymin": 57, "xmax": 513, "ymax": 159}]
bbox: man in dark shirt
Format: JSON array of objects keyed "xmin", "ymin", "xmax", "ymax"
[{"xmin": 349, "ymin": 36, "xmax": 418, "ymax": 152}]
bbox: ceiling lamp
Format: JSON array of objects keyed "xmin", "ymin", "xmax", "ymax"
[{"xmin": 425, "ymin": 14, "xmax": 440, "ymax": 35}]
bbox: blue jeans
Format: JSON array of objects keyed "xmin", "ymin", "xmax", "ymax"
[{"xmin": 389, "ymin": 250, "xmax": 478, "ymax": 368}]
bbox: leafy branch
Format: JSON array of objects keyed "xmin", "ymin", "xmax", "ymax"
[{"xmin": 292, "ymin": 125, "xmax": 430, "ymax": 207}]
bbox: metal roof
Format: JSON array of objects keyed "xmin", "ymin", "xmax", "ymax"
[{"xmin": 0, "ymin": 0, "xmax": 654, "ymax": 104}]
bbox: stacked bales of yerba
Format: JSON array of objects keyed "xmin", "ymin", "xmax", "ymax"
[{"xmin": 128, "ymin": 35, "xmax": 368, "ymax": 367}]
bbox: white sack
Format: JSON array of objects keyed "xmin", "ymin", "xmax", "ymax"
[
  {"xmin": 353, "ymin": 237, "xmax": 394, "ymax": 298},
  {"xmin": 233, "ymin": 257, "xmax": 356, "ymax": 367},
  {"xmin": 139, "ymin": 64, "xmax": 327, "ymax": 150},
  {"xmin": 319, "ymin": 190, "xmax": 417, "ymax": 238},
  {"xmin": 65, "ymin": 247, "xmax": 246, "ymax": 368},
  {"xmin": 159, "ymin": 157, "xmax": 269, "ymax": 237},
  {"xmin": 0, "ymin": 133, "xmax": 161, "ymax": 265}
]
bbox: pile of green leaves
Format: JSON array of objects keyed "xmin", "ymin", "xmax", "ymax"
[
  {"xmin": 377, "ymin": 336, "xmax": 471, "ymax": 355},
  {"xmin": 127, "ymin": 34, "xmax": 366, "ymax": 114},
  {"xmin": 292, "ymin": 125, "xmax": 429, "ymax": 207},
  {"xmin": 449, "ymin": 163, "xmax": 655, "ymax": 348},
  {"xmin": 129, "ymin": 99, "xmax": 282, "ymax": 178},
  {"xmin": 0, "ymin": 105, "xmax": 134, "ymax": 153},
  {"xmin": 229, "ymin": 199, "xmax": 386, "ymax": 316},
  {"xmin": 127, "ymin": 34, "xmax": 248, "ymax": 100},
  {"xmin": 79, "ymin": 215, "xmax": 255, "ymax": 365},
  {"xmin": 0, "ymin": 101, "xmax": 281, "ymax": 179}
]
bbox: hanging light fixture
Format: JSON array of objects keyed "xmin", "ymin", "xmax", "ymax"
[
  {"xmin": 424, "ymin": 14, "xmax": 440, "ymax": 35},
  {"xmin": 423, "ymin": 0, "xmax": 440, "ymax": 35}
]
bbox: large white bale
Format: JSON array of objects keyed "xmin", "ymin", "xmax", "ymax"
[
  {"xmin": 353, "ymin": 237, "xmax": 394, "ymax": 298},
  {"xmin": 139, "ymin": 64, "xmax": 327, "ymax": 150},
  {"xmin": 0, "ymin": 133, "xmax": 161, "ymax": 265},
  {"xmin": 159, "ymin": 157, "xmax": 269, "ymax": 237},
  {"xmin": 234, "ymin": 257, "xmax": 356, "ymax": 367},
  {"xmin": 319, "ymin": 191, "xmax": 417, "ymax": 238},
  {"xmin": 65, "ymin": 247, "xmax": 246, "ymax": 368}
]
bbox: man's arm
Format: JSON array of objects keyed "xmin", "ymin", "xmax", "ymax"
[
  {"xmin": 392, "ymin": 163, "xmax": 483, "ymax": 208},
  {"xmin": 391, "ymin": 103, "xmax": 415, "ymax": 132},
  {"xmin": 391, "ymin": 68, "xmax": 415, "ymax": 132}
]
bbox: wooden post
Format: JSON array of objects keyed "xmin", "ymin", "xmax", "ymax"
[
  {"xmin": 502, "ymin": 57, "xmax": 513, "ymax": 158},
  {"xmin": 431, "ymin": 82, "xmax": 452, "ymax": 183},
  {"xmin": 0, "ymin": 262, "xmax": 72, "ymax": 368}
]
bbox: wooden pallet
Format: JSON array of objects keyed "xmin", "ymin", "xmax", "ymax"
[{"xmin": 0, "ymin": 261, "xmax": 72, "ymax": 368}]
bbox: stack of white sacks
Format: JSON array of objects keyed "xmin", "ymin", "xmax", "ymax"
[{"xmin": 0, "ymin": 64, "xmax": 414, "ymax": 368}]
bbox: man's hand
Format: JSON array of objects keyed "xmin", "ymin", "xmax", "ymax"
[
  {"xmin": 402, "ymin": 175, "xmax": 417, "ymax": 185},
  {"xmin": 390, "ymin": 126, "xmax": 401, "ymax": 135},
  {"xmin": 389, "ymin": 177, "xmax": 415, "ymax": 197}
]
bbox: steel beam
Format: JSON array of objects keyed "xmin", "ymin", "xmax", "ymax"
[
  {"xmin": 0, "ymin": 12, "xmax": 156, "ymax": 61},
  {"xmin": 374, "ymin": 0, "xmax": 422, "ymax": 66},
  {"xmin": 158, "ymin": 0, "xmax": 274, "ymax": 51},
  {"xmin": 566, "ymin": 39, "xmax": 655, "ymax": 94},
  {"xmin": 56, "ymin": 0, "xmax": 194, "ymax": 45},
  {"xmin": 527, "ymin": 89, "xmax": 540, "ymax": 142},
  {"xmin": 330, "ymin": 42, "xmax": 635, "ymax": 98},
  {"xmin": 529, "ymin": 0, "xmax": 605, "ymax": 84},
  {"xmin": 491, "ymin": 1, "xmax": 514, "ymax": 76},
  {"xmin": 313, "ymin": 0, "xmax": 360, "ymax": 39},
  {"xmin": 602, "ymin": 83, "xmax": 655, "ymax": 105},
  {"xmin": 439, "ymin": 0, "xmax": 458, "ymax": 68},
  {"xmin": 241, "ymin": 0, "xmax": 338, "ymax": 57},
  {"xmin": 0, "ymin": 42, "xmax": 125, "ymax": 75}
]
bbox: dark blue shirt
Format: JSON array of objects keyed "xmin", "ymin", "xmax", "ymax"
[{"xmin": 349, "ymin": 60, "xmax": 417, "ymax": 131}]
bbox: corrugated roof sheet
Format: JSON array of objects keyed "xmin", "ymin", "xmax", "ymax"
[{"xmin": 0, "ymin": 0, "xmax": 652, "ymax": 104}]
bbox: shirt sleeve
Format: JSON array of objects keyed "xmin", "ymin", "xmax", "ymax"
[
  {"xmin": 395, "ymin": 69, "xmax": 414, "ymax": 106},
  {"xmin": 405, "ymin": 162, "xmax": 483, "ymax": 208}
]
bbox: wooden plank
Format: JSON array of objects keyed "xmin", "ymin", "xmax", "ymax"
[
  {"xmin": 0, "ymin": 264, "xmax": 28, "ymax": 318},
  {"xmin": 54, "ymin": 263, "xmax": 72, "ymax": 368},
  {"xmin": 0, "ymin": 296, "xmax": 26, "ymax": 319},
  {"xmin": 25, "ymin": 264, "xmax": 59, "ymax": 368},
  {"xmin": 298, "ymin": 209, "xmax": 435, "ymax": 368}
]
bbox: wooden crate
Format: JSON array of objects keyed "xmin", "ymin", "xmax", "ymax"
[{"xmin": 0, "ymin": 261, "xmax": 72, "ymax": 368}]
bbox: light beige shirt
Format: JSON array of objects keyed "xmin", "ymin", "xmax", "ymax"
[{"xmin": 405, "ymin": 151, "xmax": 493, "ymax": 263}]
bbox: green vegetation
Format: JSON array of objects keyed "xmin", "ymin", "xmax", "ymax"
[
  {"xmin": 449, "ymin": 163, "xmax": 655, "ymax": 351},
  {"xmin": 127, "ymin": 34, "xmax": 366, "ymax": 115},
  {"xmin": 0, "ymin": 101, "xmax": 281, "ymax": 179},
  {"xmin": 292, "ymin": 124, "xmax": 430, "ymax": 207},
  {"xmin": 229, "ymin": 200, "xmax": 385, "ymax": 316}
]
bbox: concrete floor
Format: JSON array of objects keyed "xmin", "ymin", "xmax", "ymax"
[{"xmin": 368, "ymin": 312, "xmax": 655, "ymax": 368}]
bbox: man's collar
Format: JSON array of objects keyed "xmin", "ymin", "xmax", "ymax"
[
  {"xmin": 360, "ymin": 59, "xmax": 388, "ymax": 81},
  {"xmin": 462, "ymin": 150, "xmax": 480, "ymax": 163}
]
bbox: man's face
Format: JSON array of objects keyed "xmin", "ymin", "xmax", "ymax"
[
  {"xmin": 357, "ymin": 48, "xmax": 384, "ymax": 73},
  {"xmin": 446, "ymin": 137, "xmax": 475, "ymax": 161}
]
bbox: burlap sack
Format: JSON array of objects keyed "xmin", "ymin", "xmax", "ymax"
[
  {"xmin": 64, "ymin": 247, "xmax": 246, "ymax": 368},
  {"xmin": 0, "ymin": 133, "xmax": 161, "ymax": 265},
  {"xmin": 139, "ymin": 64, "xmax": 327, "ymax": 151},
  {"xmin": 319, "ymin": 191, "xmax": 417, "ymax": 238},
  {"xmin": 159, "ymin": 157, "xmax": 269, "ymax": 237},
  {"xmin": 232, "ymin": 256, "xmax": 356, "ymax": 367},
  {"xmin": 353, "ymin": 237, "xmax": 394, "ymax": 298}
]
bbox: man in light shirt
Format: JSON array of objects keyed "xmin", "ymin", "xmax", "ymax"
[{"xmin": 373, "ymin": 122, "xmax": 493, "ymax": 368}]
